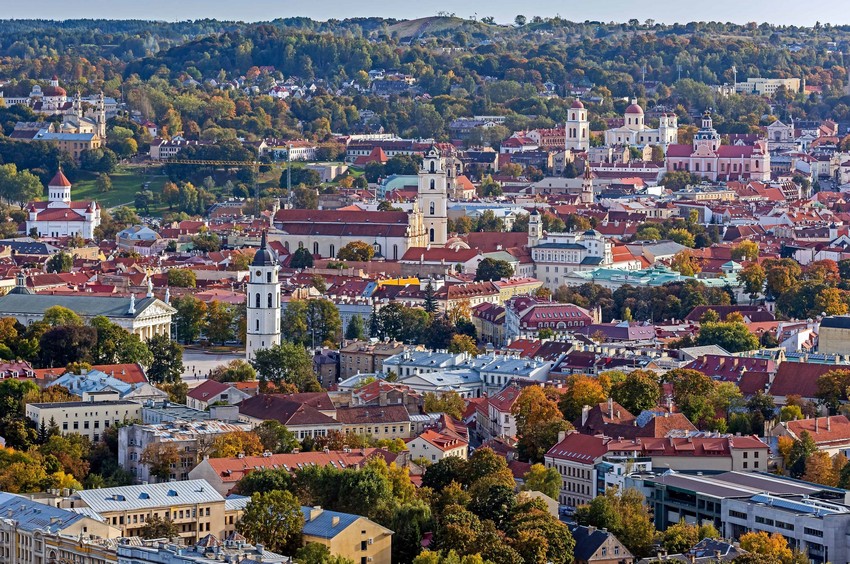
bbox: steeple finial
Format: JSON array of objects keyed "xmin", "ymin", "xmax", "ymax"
[{"xmin": 260, "ymin": 229, "xmax": 267, "ymax": 249}]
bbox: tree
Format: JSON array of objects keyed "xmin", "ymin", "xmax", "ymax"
[
  {"xmin": 522, "ymin": 463, "xmax": 561, "ymax": 499},
  {"xmin": 46, "ymin": 251, "xmax": 73, "ymax": 273},
  {"xmin": 292, "ymin": 186, "xmax": 319, "ymax": 209},
  {"xmin": 295, "ymin": 543, "xmax": 355, "ymax": 564},
  {"xmin": 668, "ymin": 228, "xmax": 695, "ymax": 248},
  {"xmin": 559, "ymin": 375, "xmax": 607, "ymax": 422},
  {"xmin": 514, "ymin": 14, "xmax": 527, "ymax": 26},
  {"xmin": 210, "ymin": 431, "xmax": 264, "ymax": 458},
  {"xmin": 448, "ymin": 334, "xmax": 478, "ymax": 356},
  {"xmin": 210, "ymin": 360, "xmax": 256, "ymax": 382},
  {"xmin": 139, "ymin": 514, "xmax": 180, "ymax": 539},
  {"xmin": 205, "ymin": 300, "xmax": 235, "ymax": 345},
  {"xmin": 423, "ymin": 392, "xmax": 466, "ymax": 420},
  {"xmin": 662, "ymin": 519, "xmax": 719, "ymax": 554},
  {"xmin": 512, "ymin": 386, "xmax": 572, "ymax": 462},
  {"xmin": 815, "ymin": 287, "xmax": 848, "ymax": 316},
  {"xmin": 89, "ymin": 316, "xmax": 152, "ymax": 366},
  {"xmin": 0, "ymin": 164, "xmax": 42, "ymax": 208},
  {"xmin": 38, "ymin": 325, "xmax": 97, "ymax": 367},
  {"xmin": 192, "ymin": 232, "xmax": 222, "ymax": 252},
  {"xmin": 739, "ymin": 532, "xmax": 792, "ymax": 562},
  {"xmin": 816, "ymin": 369, "xmax": 850, "ymax": 413},
  {"xmin": 291, "ymin": 247, "xmax": 314, "ymax": 269},
  {"xmin": 803, "ymin": 451, "xmax": 842, "ymax": 486},
  {"xmin": 422, "ymin": 456, "xmax": 469, "ymax": 492},
  {"xmin": 43, "ymin": 306, "xmax": 82, "ymax": 326},
  {"xmin": 670, "ymin": 250, "xmax": 701, "ymax": 276},
  {"xmin": 146, "ymin": 334, "xmax": 184, "ymax": 384},
  {"xmin": 738, "ymin": 263, "xmax": 766, "ymax": 300},
  {"xmin": 173, "ymin": 295, "xmax": 207, "ymax": 343},
  {"xmin": 576, "ymin": 487, "xmax": 655, "ymax": 557},
  {"xmin": 696, "ymin": 320, "xmax": 759, "ymax": 353},
  {"xmin": 254, "ymin": 420, "xmax": 299, "ymax": 454},
  {"xmin": 96, "ymin": 173, "xmax": 112, "ymax": 193},
  {"xmin": 475, "ymin": 258, "xmax": 513, "ymax": 281},
  {"xmin": 337, "ymin": 241, "xmax": 375, "ymax": 261},
  {"xmin": 665, "ymin": 369, "xmax": 717, "ymax": 428},
  {"xmin": 167, "ymin": 268, "xmax": 197, "ymax": 288},
  {"xmin": 238, "ymin": 490, "xmax": 305, "ymax": 555},
  {"xmin": 251, "ymin": 342, "xmax": 319, "ymax": 392},
  {"xmin": 478, "ymin": 175, "xmax": 503, "ymax": 198},
  {"xmin": 345, "ymin": 315, "xmax": 366, "ymax": 340},
  {"xmin": 788, "ymin": 430, "xmax": 818, "ymax": 477},
  {"xmin": 610, "ymin": 370, "xmax": 661, "ymax": 415},
  {"xmin": 731, "ymin": 240, "xmax": 760, "ymax": 262},
  {"xmin": 140, "ymin": 442, "xmax": 180, "ymax": 481}
]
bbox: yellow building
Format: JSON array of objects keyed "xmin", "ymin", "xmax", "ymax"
[
  {"xmin": 818, "ymin": 316, "xmax": 850, "ymax": 354},
  {"xmin": 301, "ymin": 506, "xmax": 393, "ymax": 564}
]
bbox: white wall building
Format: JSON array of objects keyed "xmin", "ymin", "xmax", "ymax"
[
  {"xmin": 26, "ymin": 169, "xmax": 100, "ymax": 239},
  {"xmin": 245, "ymin": 231, "xmax": 281, "ymax": 360}
]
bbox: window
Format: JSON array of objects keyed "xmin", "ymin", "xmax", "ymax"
[
  {"xmin": 255, "ymin": 293, "xmax": 261, "ymax": 308},
  {"xmin": 430, "ymin": 179, "xmax": 435, "ymax": 190},
  {"xmin": 314, "ymin": 242, "xmax": 319, "ymax": 255},
  {"xmin": 268, "ymin": 293, "xmax": 273, "ymax": 308},
  {"xmin": 429, "ymin": 228, "xmax": 435, "ymax": 242},
  {"xmin": 361, "ymin": 541, "xmax": 368, "ymax": 551},
  {"xmin": 267, "ymin": 272, "xmax": 272, "ymax": 283},
  {"xmin": 430, "ymin": 161, "xmax": 435, "ymax": 173},
  {"xmin": 429, "ymin": 202, "xmax": 435, "ymax": 215},
  {"xmin": 256, "ymin": 319, "xmax": 260, "ymax": 331}
]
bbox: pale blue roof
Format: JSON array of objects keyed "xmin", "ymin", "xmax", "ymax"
[
  {"xmin": 0, "ymin": 495, "xmax": 87, "ymax": 533},
  {"xmin": 301, "ymin": 507, "xmax": 360, "ymax": 539},
  {"xmin": 50, "ymin": 370, "xmax": 133, "ymax": 397}
]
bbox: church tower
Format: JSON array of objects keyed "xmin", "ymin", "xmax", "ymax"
[
  {"xmin": 95, "ymin": 91, "xmax": 106, "ymax": 138},
  {"xmin": 418, "ymin": 145, "xmax": 448, "ymax": 247},
  {"xmin": 580, "ymin": 165, "xmax": 594, "ymax": 204},
  {"xmin": 565, "ymin": 99, "xmax": 589, "ymax": 151},
  {"xmin": 245, "ymin": 230, "xmax": 281, "ymax": 360},
  {"xmin": 528, "ymin": 208, "xmax": 542, "ymax": 248},
  {"xmin": 47, "ymin": 168, "xmax": 72, "ymax": 204}
]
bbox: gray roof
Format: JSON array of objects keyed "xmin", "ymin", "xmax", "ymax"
[
  {"xmin": 300, "ymin": 506, "xmax": 363, "ymax": 539},
  {"xmin": 534, "ymin": 243, "xmax": 587, "ymax": 250},
  {"xmin": 29, "ymin": 399, "xmax": 139, "ymax": 409},
  {"xmin": 76, "ymin": 479, "xmax": 224, "ymax": 513},
  {"xmin": 0, "ymin": 495, "xmax": 88, "ymax": 533},
  {"xmin": 0, "ymin": 294, "xmax": 174, "ymax": 319},
  {"xmin": 821, "ymin": 316, "xmax": 850, "ymax": 329}
]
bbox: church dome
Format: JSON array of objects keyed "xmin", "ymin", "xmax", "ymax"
[
  {"xmin": 625, "ymin": 103, "xmax": 644, "ymax": 115},
  {"xmin": 43, "ymin": 85, "xmax": 67, "ymax": 97},
  {"xmin": 571, "ymin": 99, "xmax": 585, "ymax": 109},
  {"xmin": 252, "ymin": 230, "xmax": 276, "ymax": 267},
  {"xmin": 48, "ymin": 169, "xmax": 72, "ymax": 188}
]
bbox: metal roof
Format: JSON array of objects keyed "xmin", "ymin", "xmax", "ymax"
[
  {"xmin": 0, "ymin": 294, "xmax": 173, "ymax": 319},
  {"xmin": 300, "ymin": 507, "xmax": 361, "ymax": 539},
  {"xmin": 76, "ymin": 479, "xmax": 224, "ymax": 513},
  {"xmin": 0, "ymin": 495, "xmax": 87, "ymax": 533}
]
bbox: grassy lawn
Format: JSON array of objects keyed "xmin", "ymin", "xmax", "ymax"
[{"xmin": 72, "ymin": 165, "xmax": 168, "ymax": 209}]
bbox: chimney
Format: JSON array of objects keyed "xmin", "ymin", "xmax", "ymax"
[
  {"xmin": 828, "ymin": 416, "xmax": 832, "ymax": 431},
  {"xmin": 582, "ymin": 405, "xmax": 591, "ymax": 427},
  {"xmin": 608, "ymin": 397, "xmax": 613, "ymax": 418},
  {"xmin": 309, "ymin": 506, "xmax": 323, "ymax": 521},
  {"xmin": 816, "ymin": 417, "xmax": 819, "ymax": 433},
  {"xmin": 332, "ymin": 516, "xmax": 340, "ymax": 526}
]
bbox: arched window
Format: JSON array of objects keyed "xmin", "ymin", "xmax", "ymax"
[
  {"xmin": 267, "ymin": 272, "xmax": 272, "ymax": 283},
  {"xmin": 393, "ymin": 245, "xmax": 398, "ymax": 260},
  {"xmin": 429, "ymin": 202, "xmax": 435, "ymax": 215},
  {"xmin": 298, "ymin": 241, "xmax": 304, "ymax": 249},
  {"xmin": 329, "ymin": 244, "xmax": 335, "ymax": 257},
  {"xmin": 255, "ymin": 293, "xmax": 260, "ymax": 308},
  {"xmin": 313, "ymin": 242, "xmax": 319, "ymax": 255},
  {"xmin": 430, "ymin": 179, "xmax": 435, "ymax": 190},
  {"xmin": 256, "ymin": 319, "xmax": 260, "ymax": 331},
  {"xmin": 429, "ymin": 228, "xmax": 435, "ymax": 242},
  {"xmin": 284, "ymin": 241, "xmax": 290, "ymax": 250},
  {"xmin": 430, "ymin": 161, "xmax": 436, "ymax": 173},
  {"xmin": 268, "ymin": 293, "xmax": 273, "ymax": 308}
]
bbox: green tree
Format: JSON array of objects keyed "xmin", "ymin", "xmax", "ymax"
[
  {"xmin": 38, "ymin": 325, "xmax": 97, "ymax": 368},
  {"xmin": 295, "ymin": 543, "xmax": 355, "ymax": 564},
  {"xmin": 522, "ymin": 463, "xmax": 561, "ymax": 499},
  {"xmin": 192, "ymin": 232, "xmax": 222, "ymax": 252},
  {"xmin": 251, "ymin": 342, "xmax": 319, "ymax": 392},
  {"xmin": 210, "ymin": 359, "xmax": 256, "ymax": 382},
  {"xmin": 738, "ymin": 263, "xmax": 766, "ymax": 300},
  {"xmin": 238, "ymin": 490, "xmax": 305, "ymax": 555},
  {"xmin": 423, "ymin": 392, "xmax": 466, "ymax": 420},
  {"xmin": 167, "ymin": 268, "xmax": 197, "ymax": 288},
  {"xmin": 43, "ymin": 305, "xmax": 82, "ymax": 327},
  {"xmin": 139, "ymin": 514, "xmax": 180, "ymax": 539},
  {"xmin": 95, "ymin": 172, "xmax": 112, "ymax": 193},
  {"xmin": 146, "ymin": 334, "xmax": 184, "ymax": 384},
  {"xmin": 46, "ymin": 251, "xmax": 73, "ymax": 273},
  {"xmin": 337, "ymin": 241, "xmax": 375, "ymax": 261},
  {"xmin": 665, "ymin": 368, "xmax": 717, "ymax": 428},
  {"xmin": 513, "ymin": 385, "xmax": 572, "ymax": 462},
  {"xmin": 478, "ymin": 175, "xmax": 503, "ymax": 198},
  {"xmin": 475, "ymin": 258, "xmax": 513, "ymax": 281},
  {"xmin": 205, "ymin": 300, "xmax": 235, "ymax": 345},
  {"xmin": 291, "ymin": 247, "xmax": 314, "ymax": 269},
  {"xmin": 576, "ymin": 487, "xmax": 655, "ymax": 557},
  {"xmin": 696, "ymin": 320, "xmax": 759, "ymax": 353},
  {"xmin": 345, "ymin": 315, "xmax": 366, "ymax": 340},
  {"xmin": 172, "ymin": 295, "xmax": 207, "ymax": 343},
  {"xmin": 254, "ymin": 420, "xmax": 300, "ymax": 454},
  {"xmin": 89, "ymin": 316, "xmax": 152, "ymax": 365},
  {"xmin": 610, "ymin": 370, "xmax": 661, "ymax": 415}
]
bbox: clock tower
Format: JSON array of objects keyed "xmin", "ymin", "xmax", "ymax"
[
  {"xmin": 245, "ymin": 230, "xmax": 281, "ymax": 360},
  {"xmin": 418, "ymin": 145, "xmax": 448, "ymax": 247}
]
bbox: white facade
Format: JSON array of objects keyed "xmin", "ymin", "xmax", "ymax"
[
  {"xmin": 565, "ymin": 100, "xmax": 590, "ymax": 151},
  {"xmin": 26, "ymin": 170, "xmax": 101, "ymax": 239},
  {"xmin": 604, "ymin": 100, "xmax": 678, "ymax": 148},
  {"xmin": 419, "ymin": 146, "xmax": 449, "ymax": 247},
  {"xmin": 26, "ymin": 399, "xmax": 142, "ymax": 442},
  {"xmin": 245, "ymin": 232, "xmax": 281, "ymax": 360},
  {"xmin": 531, "ymin": 229, "xmax": 617, "ymax": 290}
]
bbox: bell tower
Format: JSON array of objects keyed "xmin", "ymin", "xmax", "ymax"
[
  {"xmin": 245, "ymin": 230, "xmax": 281, "ymax": 360},
  {"xmin": 580, "ymin": 165, "xmax": 594, "ymax": 204},
  {"xmin": 418, "ymin": 145, "xmax": 448, "ymax": 247},
  {"xmin": 528, "ymin": 209, "xmax": 542, "ymax": 248}
]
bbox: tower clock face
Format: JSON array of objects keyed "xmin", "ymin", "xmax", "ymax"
[{"xmin": 256, "ymin": 270, "xmax": 262, "ymax": 277}]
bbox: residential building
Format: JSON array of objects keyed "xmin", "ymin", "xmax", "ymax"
[
  {"xmin": 407, "ymin": 428, "xmax": 468, "ymax": 463},
  {"xmin": 818, "ymin": 316, "xmax": 850, "ymax": 354},
  {"xmin": 0, "ymin": 494, "xmax": 120, "ymax": 564},
  {"xmin": 238, "ymin": 393, "xmax": 342, "ymax": 440},
  {"xmin": 735, "ymin": 77, "xmax": 801, "ymax": 96},
  {"xmin": 569, "ymin": 524, "xmax": 634, "ymax": 564},
  {"xmin": 119, "ymin": 420, "xmax": 253, "ymax": 483},
  {"xmin": 300, "ymin": 505, "xmax": 393, "ymax": 564},
  {"xmin": 66, "ymin": 480, "xmax": 239, "ymax": 543},
  {"xmin": 475, "ymin": 382, "xmax": 522, "ymax": 442},
  {"xmin": 26, "ymin": 397, "xmax": 142, "ymax": 441},
  {"xmin": 770, "ymin": 416, "xmax": 850, "ymax": 456},
  {"xmin": 149, "ymin": 137, "xmax": 209, "ymax": 160},
  {"xmin": 186, "ymin": 379, "xmax": 251, "ymax": 411},
  {"xmin": 505, "ymin": 295, "xmax": 596, "ymax": 341},
  {"xmin": 335, "ymin": 405, "xmax": 412, "ymax": 440},
  {"xmin": 340, "ymin": 341, "xmax": 406, "ymax": 380},
  {"xmin": 115, "ymin": 536, "xmax": 287, "ymax": 563},
  {"xmin": 49, "ymin": 369, "xmax": 167, "ymax": 403}
]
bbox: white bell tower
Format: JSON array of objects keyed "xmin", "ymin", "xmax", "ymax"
[
  {"xmin": 528, "ymin": 208, "xmax": 542, "ymax": 248},
  {"xmin": 246, "ymin": 230, "xmax": 281, "ymax": 360},
  {"xmin": 566, "ymin": 99, "xmax": 589, "ymax": 151},
  {"xmin": 418, "ymin": 145, "xmax": 448, "ymax": 247}
]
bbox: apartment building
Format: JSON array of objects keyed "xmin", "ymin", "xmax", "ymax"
[
  {"xmin": 301, "ymin": 506, "xmax": 393, "ymax": 564},
  {"xmin": 66, "ymin": 480, "xmax": 240, "ymax": 543},
  {"xmin": 340, "ymin": 340, "xmax": 406, "ymax": 380},
  {"xmin": 25, "ymin": 395, "xmax": 142, "ymax": 442}
]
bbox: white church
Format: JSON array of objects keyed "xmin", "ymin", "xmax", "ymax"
[
  {"xmin": 26, "ymin": 169, "xmax": 101, "ymax": 239},
  {"xmin": 245, "ymin": 230, "xmax": 282, "ymax": 360},
  {"xmin": 604, "ymin": 99, "xmax": 678, "ymax": 148}
]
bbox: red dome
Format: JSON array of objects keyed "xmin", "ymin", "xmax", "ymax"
[
  {"xmin": 571, "ymin": 99, "xmax": 585, "ymax": 109},
  {"xmin": 625, "ymin": 103, "xmax": 644, "ymax": 115},
  {"xmin": 48, "ymin": 169, "xmax": 72, "ymax": 187}
]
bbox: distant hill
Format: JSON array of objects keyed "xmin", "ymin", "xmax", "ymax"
[{"xmin": 385, "ymin": 16, "xmax": 496, "ymax": 40}]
